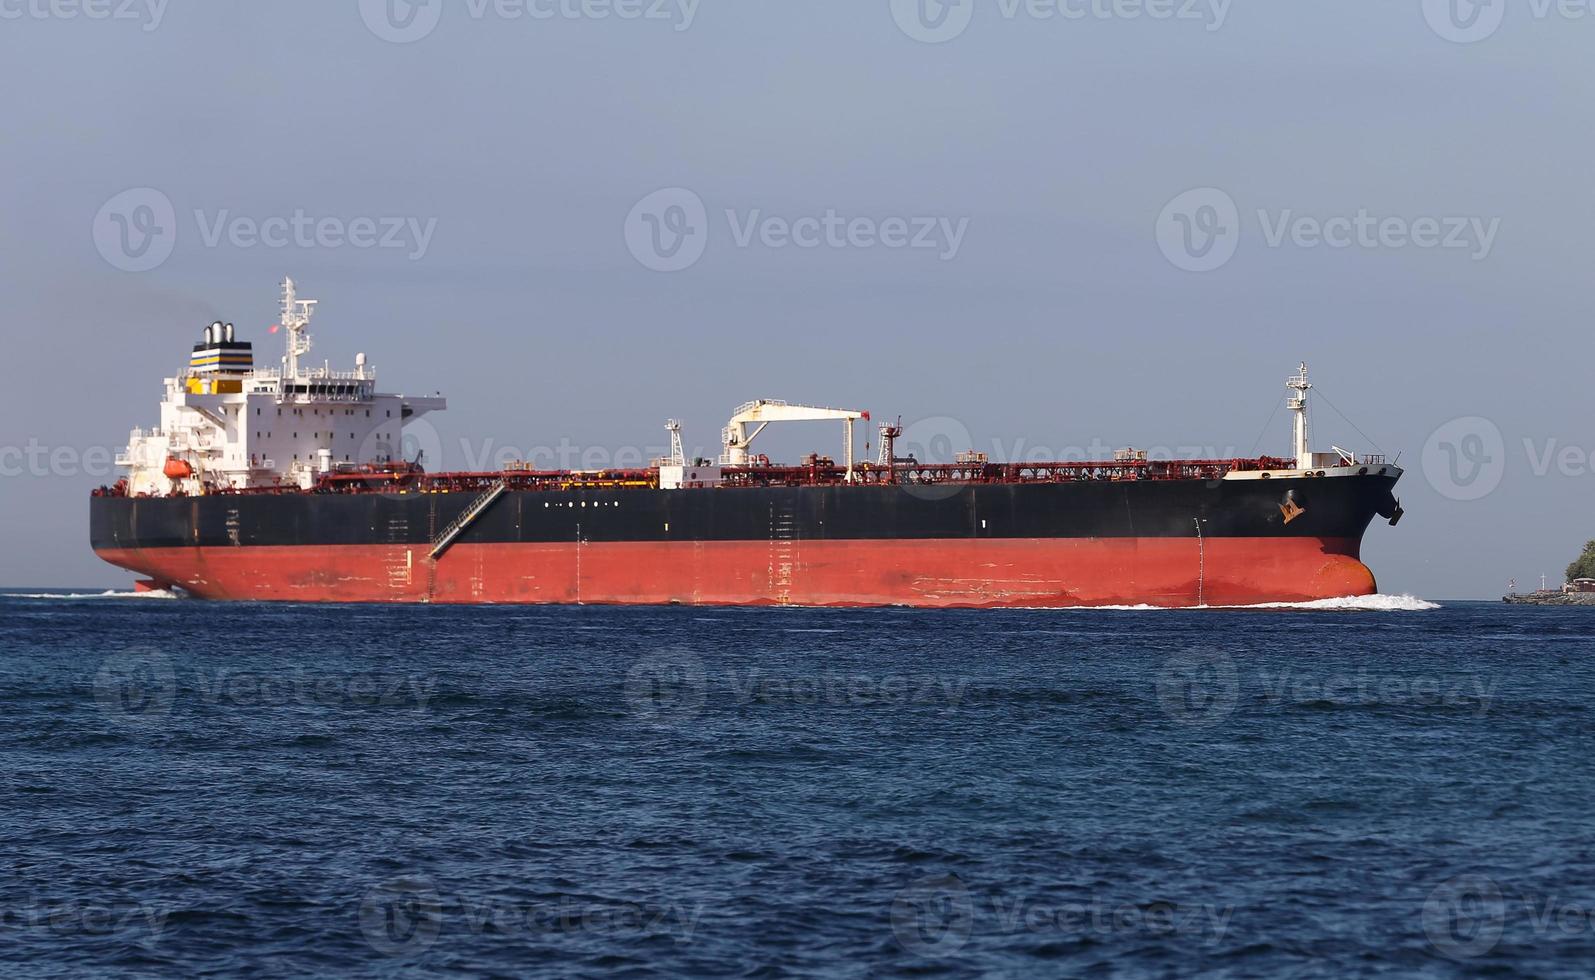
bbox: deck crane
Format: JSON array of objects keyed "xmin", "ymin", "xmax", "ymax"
[{"xmin": 721, "ymin": 400, "xmax": 870, "ymax": 482}]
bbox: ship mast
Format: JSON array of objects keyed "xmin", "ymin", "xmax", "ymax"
[
  {"xmin": 280, "ymin": 277, "xmax": 318, "ymax": 379},
  {"xmin": 1287, "ymin": 361, "xmax": 1312, "ymax": 469},
  {"xmin": 665, "ymin": 419, "xmax": 686, "ymax": 466}
]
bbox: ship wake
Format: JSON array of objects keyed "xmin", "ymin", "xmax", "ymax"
[
  {"xmin": 1050, "ymin": 594, "xmax": 1440, "ymax": 612},
  {"xmin": 1218, "ymin": 593, "xmax": 1439, "ymax": 612},
  {"xmin": 7, "ymin": 589, "xmax": 187, "ymax": 600}
]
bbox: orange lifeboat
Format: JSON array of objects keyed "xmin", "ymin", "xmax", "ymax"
[{"xmin": 163, "ymin": 458, "xmax": 193, "ymax": 479}]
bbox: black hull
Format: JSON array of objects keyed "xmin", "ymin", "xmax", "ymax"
[{"xmin": 92, "ymin": 474, "xmax": 1401, "ymax": 550}]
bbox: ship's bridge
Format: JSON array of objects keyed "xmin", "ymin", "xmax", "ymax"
[{"xmin": 118, "ymin": 278, "xmax": 446, "ymax": 496}]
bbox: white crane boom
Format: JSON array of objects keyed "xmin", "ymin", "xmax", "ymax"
[{"xmin": 720, "ymin": 399, "xmax": 869, "ymax": 481}]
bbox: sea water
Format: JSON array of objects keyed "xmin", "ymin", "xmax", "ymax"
[{"xmin": 1, "ymin": 592, "xmax": 1589, "ymax": 977}]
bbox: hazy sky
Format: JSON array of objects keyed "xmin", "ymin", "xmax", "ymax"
[{"xmin": 0, "ymin": 0, "xmax": 1588, "ymax": 597}]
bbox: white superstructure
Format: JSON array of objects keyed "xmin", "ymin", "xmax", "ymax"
[{"xmin": 117, "ymin": 278, "xmax": 446, "ymax": 496}]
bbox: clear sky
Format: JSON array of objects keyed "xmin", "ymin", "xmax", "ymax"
[{"xmin": 0, "ymin": 0, "xmax": 1587, "ymax": 598}]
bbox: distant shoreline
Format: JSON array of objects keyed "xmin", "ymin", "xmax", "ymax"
[{"xmin": 1502, "ymin": 591, "xmax": 1595, "ymax": 606}]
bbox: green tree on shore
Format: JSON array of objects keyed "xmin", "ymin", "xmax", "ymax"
[{"xmin": 1567, "ymin": 541, "xmax": 1595, "ymax": 582}]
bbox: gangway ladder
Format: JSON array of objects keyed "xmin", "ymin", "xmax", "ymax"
[{"xmin": 430, "ymin": 480, "xmax": 509, "ymax": 560}]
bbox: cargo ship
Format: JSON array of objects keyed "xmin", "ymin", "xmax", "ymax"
[{"xmin": 90, "ymin": 279, "xmax": 1404, "ymax": 606}]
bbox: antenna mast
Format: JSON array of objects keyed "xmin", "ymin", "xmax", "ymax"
[
  {"xmin": 1287, "ymin": 362, "xmax": 1312, "ymax": 469},
  {"xmin": 665, "ymin": 419, "xmax": 686, "ymax": 466},
  {"xmin": 280, "ymin": 277, "xmax": 318, "ymax": 379}
]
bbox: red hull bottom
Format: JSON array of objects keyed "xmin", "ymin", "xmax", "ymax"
[{"xmin": 95, "ymin": 537, "xmax": 1376, "ymax": 608}]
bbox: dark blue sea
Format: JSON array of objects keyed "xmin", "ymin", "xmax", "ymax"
[{"xmin": 3, "ymin": 591, "xmax": 1592, "ymax": 978}]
